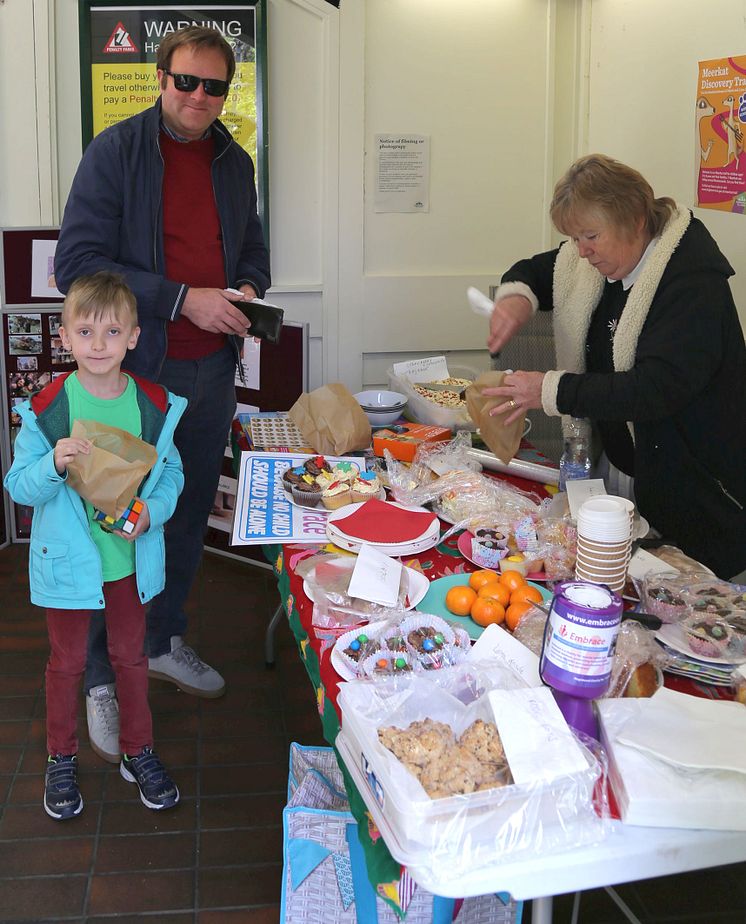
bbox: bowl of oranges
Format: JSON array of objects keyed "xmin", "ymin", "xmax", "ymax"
[{"xmin": 416, "ymin": 569, "xmax": 550, "ymax": 640}]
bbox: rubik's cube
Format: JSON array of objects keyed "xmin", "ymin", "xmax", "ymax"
[{"xmin": 93, "ymin": 498, "xmax": 143, "ymax": 535}]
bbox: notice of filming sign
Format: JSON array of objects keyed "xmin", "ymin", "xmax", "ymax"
[{"xmin": 374, "ymin": 134, "xmax": 430, "ymax": 213}]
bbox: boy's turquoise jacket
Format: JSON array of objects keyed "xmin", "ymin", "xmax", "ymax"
[{"xmin": 4, "ymin": 372, "xmax": 186, "ymax": 610}]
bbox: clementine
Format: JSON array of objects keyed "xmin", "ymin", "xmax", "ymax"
[
  {"xmin": 445, "ymin": 584, "xmax": 477, "ymax": 616},
  {"xmin": 470, "ymin": 596, "xmax": 506, "ymax": 627},
  {"xmin": 468, "ymin": 568, "xmax": 500, "ymax": 592},
  {"xmin": 476, "ymin": 581, "xmax": 511, "ymax": 607},
  {"xmin": 505, "ymin": 600, "xmax": 532, "ymax": 631},
  {"xmin": 510, "ymin": 585, "xmax": 544, "ymax": 606},
  {"xmin": 498, "ymin": 570, "xmax": 527, "ymax": 593}
]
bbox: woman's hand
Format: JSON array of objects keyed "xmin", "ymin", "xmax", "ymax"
[
  {"xmin": 487, "ymin": 295, "xmax": 533, "ymax": 354},
  {"xmin": 482, "ymin": 371, "xmax": 545, "ymax": 425}
]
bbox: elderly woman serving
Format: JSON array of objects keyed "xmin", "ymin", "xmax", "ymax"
[{"xmin": 484, "ymin": 154, "xmax": 746, "ymax": 579}]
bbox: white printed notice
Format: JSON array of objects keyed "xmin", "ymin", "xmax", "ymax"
[
  {"xmin": 231, "ymin": 452, "xmax": 366, "ymax": 545},
  {"xmin": 374, "ymin": 134, "xmax": 430, "ymax": 213}
]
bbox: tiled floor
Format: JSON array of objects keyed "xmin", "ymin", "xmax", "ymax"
[{"xmin": 0, "ymin": 540, "xmax": 744, "ymax": 923}]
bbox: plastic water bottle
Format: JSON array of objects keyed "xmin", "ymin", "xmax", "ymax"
[{"xmin": 559, "ymin": 418, "xmax": 592, "ymax": 491}]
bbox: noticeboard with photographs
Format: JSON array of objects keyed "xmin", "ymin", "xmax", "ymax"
[{"xmin": 1, "ymin": 229, "xmax": 72, "ymax": 540}]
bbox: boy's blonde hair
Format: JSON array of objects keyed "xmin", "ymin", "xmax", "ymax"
[{"xmin": 62, "ymin": 272, "xmax": 138, "ymax": 327}]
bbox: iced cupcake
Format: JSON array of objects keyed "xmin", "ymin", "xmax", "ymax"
[
  {"xmin": 331, "ymin": 461, "xmax": 360, "ymax": 483},
  {"xmin": 291, "ymin": 475, "xmax": 323, "ymax": 507},
  {"xmin": 305, "ymin": 455, "xmax": 333, "ymax": 478},
  {"xmin": 321, "ymin": 479, "xmax": 353, "ymax": 510},
  {"xmin": 283, "ymin": 465, "xmax": 308, "ymax": 490},
  {"xmin": 351, "ymin": 471, "xmax": 381, "ymax": 503}
]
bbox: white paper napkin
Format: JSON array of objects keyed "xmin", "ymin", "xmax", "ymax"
[
  {"xmin": 468, "ymin": 623, "xmax": 541, "ymax": 686},
  {"xmin": 488, "ymin": 687, "xmax": 588, "ymax": 784},
  {"xmin": 615, "ymin": 687, "xmax": 746, "ymax": 774},
  {"xmin": 347, "ymin": 543, "xmax": 402, "ymax": 606}
]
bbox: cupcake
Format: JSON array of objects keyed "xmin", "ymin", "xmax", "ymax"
[
  {"xmin": 321, "ymin": 479, "xmax": 353, "ymax": 510},
  {"xmin": 282, "ymin": 465, "xmax": 308, "ymax": 490},
  {"xmin": 305, "ymin": 455, "xmax": 332, "ymax": 477},
  {"xmin": 726, "ymin": 614, "xmax": 746, "ymax": 657},
  {"xmin": 683, "ymin": 616, "xmax": 732, "ymax": 658},
  {"xmin": 499, "ymin": 553, "xmax": 529, "ymax": 577},
  {"xmin": 384, "ymin": 632, "xmax": 408, "ymax": 653},
  {"xmin": 343, "ymin": 631, "xmax": 375, "ymax": 662},
  {"xmin": 361, "ymin": 650, "xmax": 413, "ymax": 678},
  {"xmin": 315, "ymin": 469, "xmax": 336, "ymax": 490},
  {"xmin": 641, "ymin": 574, "xmax": 689, "ymax": 623},
  {"xmin": 351, "ymin": 471, "xmax": 381, "ymax": 503},
  {"xmin": 291, "ymin": 475, "xmax": 323, "ymax": 507},
  {"xmin": 471, "ymin": 528, "xmax": 508, "ymax": 569},
  {"xmin": 331, "ymin": 461, "xmax": 360, "ymax": 483}
]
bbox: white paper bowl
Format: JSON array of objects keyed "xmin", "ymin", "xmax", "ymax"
[
  {"xmin": 354, "ymin": 390, "xmax": 407, "ymax": 410},
  {"xmin": 355, "ymin": 390, "xmax": 407, "ymax": 426},
  {"xmin": 362, "ymin": 407, "xmax": 406, "ymax": 426}
]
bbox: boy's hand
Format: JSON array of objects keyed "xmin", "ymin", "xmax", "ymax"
[
  {"xmin": 53, "ymin": 438, "xmax": 92, "ymax": 475},
  {"xmin": 115, "ymin": 498, "xmax": 150, "ymax": 542}
]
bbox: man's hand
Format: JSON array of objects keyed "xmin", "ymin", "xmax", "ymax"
[
  {"xmin": 487, "ymin": 295, "xmax": 533, "ymax": 354},
  {"xmin": 180, "ymin": 287, "xmax": 252, "ymax": 336},
  {"xmin": 114, "ymin": 498, "xmax": 150, "ymax": 542},
  {"xmin": 53, "ymin": 437, "xmax": 92, "ymax": 475}
]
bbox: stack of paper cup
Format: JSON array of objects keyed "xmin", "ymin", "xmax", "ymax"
[{"xmin": 575, "ymin": 496, "xmax": 632, "ymax": 593}]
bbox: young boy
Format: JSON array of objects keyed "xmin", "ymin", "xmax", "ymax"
[{"xmin": 4, "ymin": 272, "xmax": 187, "ymax": 820}]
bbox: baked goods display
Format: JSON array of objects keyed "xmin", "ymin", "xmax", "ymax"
[
  {"xmin": 283, "ymin": 455, "xmax": 373, "ymax": 509},
  {"xmin": 683, "ymin": 616, "xmax": 732, "ymax": 658},
  {"xmin": 378, "ymin": 717, "xmax": 513, "ymax": 799},
  {"xmin": 334, "ymin": 613, "xmax": 465, "ymax": 678}
]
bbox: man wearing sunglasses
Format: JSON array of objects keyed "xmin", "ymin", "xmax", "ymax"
[{"xmin": 55, "ymin": 26, "xmax": 270, "ymax": 763}]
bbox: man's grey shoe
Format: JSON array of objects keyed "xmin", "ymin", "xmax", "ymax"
[
  {"xmin": 86, "ymin": 684, "xmax": 120, "ymax": 763},
  {"xmin": 148, "ymin": 637, "xmax": 226, "ymax": 698}
]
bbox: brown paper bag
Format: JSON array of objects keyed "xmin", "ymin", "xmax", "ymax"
[
  {"xmin": 465, "ymin": 371, "xmax": 525, "ymax": 463},
  {"xmin": 66, "ymin": 419, "xmax": 158, "ymax": 518},
  {"xmin": 288, "ymin": 383, "xmax": 372, "ymax": 455}
]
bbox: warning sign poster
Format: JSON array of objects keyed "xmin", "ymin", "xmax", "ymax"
[
  {"xmin": 80, "ymin": 3, "xmax": 265, "ymax": 181},
  {"xmin": 695, "ymin": 55, "xmax": 746, "ymax": 213}
]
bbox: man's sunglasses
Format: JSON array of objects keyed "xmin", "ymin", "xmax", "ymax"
[{"xmin": 164, "ymin": 69, "xmax": 229, "ymax": 97}]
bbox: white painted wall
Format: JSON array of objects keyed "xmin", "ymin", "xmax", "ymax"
[
  {"xmin": 1, "ymin": 0, "xmax": 744, "ymax": 401},
  {"xmin": 585, "ymin": 0, "xmax": 746, "ymax": 328}
]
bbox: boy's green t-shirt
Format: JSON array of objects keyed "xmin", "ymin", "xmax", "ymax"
[{"xmin": 65, "ymin": 372, "xmax": 142, "ymax": 582}]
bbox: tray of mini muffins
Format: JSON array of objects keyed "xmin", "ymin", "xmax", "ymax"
[
  {"xmin": 640, "ymin": 571, "xmax": 746, "ymax": 682},
  {"xmin": 331, "ymin": 613, "xmax": 471, "ymax": 682},
  {"xmin": 282, "ymin": 454, "xmax": 386, "ymax": 510}
]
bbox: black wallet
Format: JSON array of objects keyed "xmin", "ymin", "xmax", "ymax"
[{"xmin": 235, "ymin": 299, "xmax": 284, "ymax": 344}]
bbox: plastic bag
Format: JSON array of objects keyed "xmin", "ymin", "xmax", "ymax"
[{"xmin": 337, "ymin": 660, "xmax": 609, "ymax": 880}]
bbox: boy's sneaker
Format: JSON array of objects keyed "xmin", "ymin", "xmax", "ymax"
[
  {"xmin": 44, "ymin": 754, "xmax": 83, "ymax": 820},
  {"xmin": 120, "ymin": 747, "xmax": 180, "ymax": 811},
  {"xmin": 86, "ymin": 683, "xmax": 120, "ymax": 763},
  {"xmin": 148, "ymin": 636, "xmax": 225, "ymax": 698}
]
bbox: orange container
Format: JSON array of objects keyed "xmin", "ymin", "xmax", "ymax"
[{"xmin": 372, "ymin": 422, "xmax": 452, "ymax": 462}]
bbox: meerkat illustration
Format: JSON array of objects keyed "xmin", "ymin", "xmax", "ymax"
[
  {"xmin": 721, "ymin": 95, "xmax": 743, "ymax": 164},
  {"xmin": 696, "ymin": 96, "xmax": 715, "ymax": 163}
]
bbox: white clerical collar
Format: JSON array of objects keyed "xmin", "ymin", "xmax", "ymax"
[{"xmin": 610, "ymin": 236, "xmax": 658, "ymax": 291}]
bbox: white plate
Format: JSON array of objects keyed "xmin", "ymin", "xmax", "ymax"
[
  {"xmin": 633, "ymin": 516, "xmax": 650, "ymax": 540},
  {"xmin": 283, "ymin": 485, "xmax": 386, "ymax": 511},
  {"xmin": 325, "ymin": 524, "xmax": 442, "ymax": 558},
  {"xmin": 303, "ymin": 563, "xmax": 429, "ymax": 611},
  {"xmin": 655, "ymin": 622, "xmax": 745, "ymax": 666}
]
